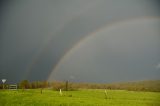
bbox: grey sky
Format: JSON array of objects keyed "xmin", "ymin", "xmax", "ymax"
[
  {"xmin": 49, "ymin": 18, "xmax": 160, "ymax": 83},
  {"xmin": 0, "ymin": 0, "xmax": 160, "ymax": 83}
]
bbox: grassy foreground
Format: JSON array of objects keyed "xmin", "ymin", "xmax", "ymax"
[{"xmin": 0, "ymin": 89, "xmax": 160, "ymax": 106}]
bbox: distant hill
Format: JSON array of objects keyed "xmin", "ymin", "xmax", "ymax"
[
  {"xmin": 66, "ymin": 80, "xmax": 160, "ymax": 92},
  {"xmin": 104, "ymin": 80, "xmax": 160, "ymax": 92}
]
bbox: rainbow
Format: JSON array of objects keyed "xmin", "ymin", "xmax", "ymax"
[
  {"xmin": 47, "ymin": 16, "xmax": 160, "ymax": 81},
  {"xmin": 23, "ymin": 2, "xmax": 97, "ymax": 79}
]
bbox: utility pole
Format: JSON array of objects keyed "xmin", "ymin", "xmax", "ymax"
[{"xmin": 65, "ymin": 80, "xmax": 68, "ymax": 91}]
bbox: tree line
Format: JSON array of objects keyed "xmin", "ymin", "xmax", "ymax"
[{"xmin": 0, "ymin": 80, "xmax": 160, "ymax": 92}]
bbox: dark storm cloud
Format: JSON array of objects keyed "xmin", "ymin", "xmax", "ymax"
[{"xmin": 0, "ymin": 0, "xmax": 160, "ymax": 83}]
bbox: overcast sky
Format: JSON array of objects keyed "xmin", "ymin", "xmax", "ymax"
[{"xmin": 0, "ymin": 0, "xmax": 160, "ymax": 83}]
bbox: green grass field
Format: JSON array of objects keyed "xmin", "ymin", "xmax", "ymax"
[{"xmin": 0, "ymin": 89, "xmax": 160, "ymax": 106}]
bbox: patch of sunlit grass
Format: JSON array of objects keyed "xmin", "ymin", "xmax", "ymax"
[{"xmin": 0, "ymin": 89, "xmax": 160, "ymax": 106}]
